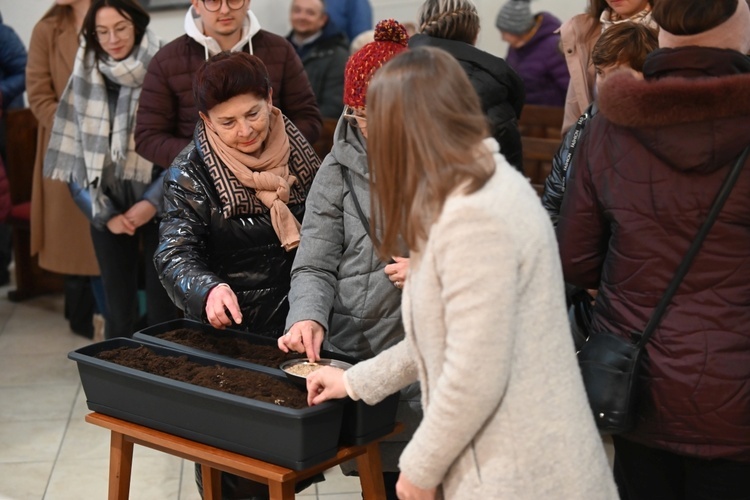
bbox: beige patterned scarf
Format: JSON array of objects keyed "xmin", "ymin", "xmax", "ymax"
[{"xmin": 203, "ymin": 107, "xmax": 301, "ymax": 251}]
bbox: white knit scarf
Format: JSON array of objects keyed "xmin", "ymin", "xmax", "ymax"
[
  {"xmin": 45, "ymin": 28, "xmax": 162, "ymax": 187},
  {"xmin": 600, "ymin": 6, "xmax": 655, "ymax": 33}
]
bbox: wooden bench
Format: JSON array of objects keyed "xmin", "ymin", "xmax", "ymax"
[
  {"xmin": 312, "ymin": 117, "xmax": 338, "ymax": 160},
  {"xmin": 85, "ymin": 412, "xmax": 402, "ymax": 500},
  {"xmin": 522, "ymin": 136, "xmax": 563, "ymax": 197},
  {"xmin": 518, "ymin": 105, "xmax": 564, "ymax": 196},
  {"xmin": 5, "ymin": 108, "xmax": 64, "ymax": 301}
]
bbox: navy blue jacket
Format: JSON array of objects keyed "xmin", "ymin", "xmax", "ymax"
[{"xmin": 0, "ymin": 14, "xmax": 27, "ymax": 110}]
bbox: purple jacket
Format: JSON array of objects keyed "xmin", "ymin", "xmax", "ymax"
[{"xmin": 506, "ymin": 13, "xmax": 568, "ymax": 107}]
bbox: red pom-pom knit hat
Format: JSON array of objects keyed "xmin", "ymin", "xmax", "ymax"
[{"xmin": 344, "ymin": 19, "xmax": 410, "ymax": 110}]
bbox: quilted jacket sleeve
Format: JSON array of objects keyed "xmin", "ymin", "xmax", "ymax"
[
  {"xmin": 135, "ymin": 51, "xmax": 192, "ymax": 168},
  {"xmin": 286, "ymin": 157, "xmax": 345, "ymax": 331},
  {"xmin": 556, "ymin": 120, "xmax": 608, "ymax": 289}
]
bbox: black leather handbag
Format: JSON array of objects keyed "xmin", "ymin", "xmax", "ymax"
[{"xmin": 578, "ymin": 145, "xmax": 749, "ymax": 435}]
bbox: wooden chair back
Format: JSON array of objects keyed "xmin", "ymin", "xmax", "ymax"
[
  {"xmin": 6, "ymin": 108, "xmax": 38, "ymax": 206},
  {"xmin": 518, "ymin": 105, "xmax": 564, "ymax": 196},
  {"xmin": 312, "ymin": 118, "xmax": 338, "ymax": 161},
  {"xmin": 518, "ymin": 105, "xmax": 565, "ymax": 139},
  {"xmin": 522, "ymin": 136, "xmax": 562, "ymax": 197},
  {"xmin": 4, "ymin": 108, "xmax": 64, "ymax": 301}
]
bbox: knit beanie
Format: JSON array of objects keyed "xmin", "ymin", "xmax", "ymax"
[
  {"xmin": 344, "ymin": 19, "xmax": 409, "ymax": 109},
  {"xmin": 495, "ymin": 0, "xmax": 535, "ymax": 35},
  {"xmin": 658, "ymin": 0, "xmax": 750, "ymax": 54}
]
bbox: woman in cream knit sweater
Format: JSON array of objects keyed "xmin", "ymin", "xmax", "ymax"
[{"xmin": 306, "ymin": 47, "xmax": 617, "ymax": 499}]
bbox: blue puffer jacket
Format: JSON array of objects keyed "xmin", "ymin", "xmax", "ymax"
[{"xmin": 0, "ymin": 14, "xmax": 27, "ymax": 110}]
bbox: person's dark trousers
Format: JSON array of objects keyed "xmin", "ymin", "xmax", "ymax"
[
  {"xmin": 193, "ymin": 463, "xmax": 324, "ymax": 499},
  {"xmin": 381, "ymin": 471, "xmax": 399, "ymax": 500},
  {"xmin": 64, "ymin": 275, "xmax": 96, "ymax": 338},
  {"xmin": 351, "ymin": 470, "xmax": 398, "ymax": 499},
  {"xmin": 613, "ymin": 436, "xmax": 750, "ymax": 500},
  {"xmin": 0, "ymin": 223, "xmax": 11, "ymax": 286},
  {"xmin": 90, "ymin": 219, "xmax": 177, "ymax": 339}
]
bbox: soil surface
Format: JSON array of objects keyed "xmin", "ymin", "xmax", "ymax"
[
  {"xmin": 156, "ymin": 328, "xmax": 304, "ymax": 368},
  {"xmin": 96, "ymin": 345, "xmax": 308, "ymax": 409}
]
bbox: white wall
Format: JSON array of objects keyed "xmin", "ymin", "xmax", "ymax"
[{"xmin": 4, "ymin": 0, "xmax": 586, "ymax": 56}]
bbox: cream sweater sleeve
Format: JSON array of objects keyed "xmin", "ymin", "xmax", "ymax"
[{"xmin": 345, "ymin": 339, "xmax": 419, "ymax": 404}]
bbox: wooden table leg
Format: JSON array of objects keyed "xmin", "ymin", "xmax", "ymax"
[
  {"xmin": 109, "ymin": 431, "xmax": 133, "ymax": 500},
  {"xmin": 201, "ymin": 464, "xmax": 222, "ymax": 500},
  {"xmin": 356, "ymin": 441, "xmax": 386, "ymax": 499},
  {"xmin": 268, "ymin": 479, "xmax": 296, "ymax": 500}
]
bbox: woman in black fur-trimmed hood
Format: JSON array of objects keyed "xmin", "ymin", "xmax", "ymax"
[{"xmin": 557, "ymin": 0, "xmax": 750, "ymax": 497}]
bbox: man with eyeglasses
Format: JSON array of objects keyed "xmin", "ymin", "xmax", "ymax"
[
  {"xmin": 287, "ymin": 0, "xmax": 348, "ymax": 119},
  {"xmin": 134, "ymin": 0, "xmax": 322, "ymax": 171}
]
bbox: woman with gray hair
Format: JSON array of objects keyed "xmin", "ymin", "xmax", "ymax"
[{"xmin": 409, "ymin": 0, "xmax": 526, "ymax": 173}]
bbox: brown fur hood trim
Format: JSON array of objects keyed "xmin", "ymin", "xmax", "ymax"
[{"xmin": 598, "ymin": 71, "xmax": 750, "ymax": 128}]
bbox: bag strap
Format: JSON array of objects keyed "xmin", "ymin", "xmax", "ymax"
[
  {"xmin": 561, "ymin": 108, "xmax": 590, "ymax": 192},
  {"xmin": 637, "ymin": 145, "xmax": 750, "ymax": 348},
  {"xmin": 341, "ymin": 165, "xmax": 371, "ymax": 237}
]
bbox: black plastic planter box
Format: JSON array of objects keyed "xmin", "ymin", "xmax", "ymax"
[
  {"xmin": 134, "ymin": 319, "xmax": 399, "ymax": 445},
  {"xmin": 69, "ymin": 338, "xmax": 344, "ymax": 470}
]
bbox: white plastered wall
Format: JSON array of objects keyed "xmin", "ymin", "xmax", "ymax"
[{"xmin": 5, "ymin": 0, "xmax": 586, "ymax": 57}]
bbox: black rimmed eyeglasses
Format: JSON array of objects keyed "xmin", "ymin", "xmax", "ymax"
[
  {"xmin": 201, "ymin": 0, "xmax": 246, "ymax": 12},
  {"xmin": 342, "ymin": 106, "xmax": 367, "ymax": 127}
]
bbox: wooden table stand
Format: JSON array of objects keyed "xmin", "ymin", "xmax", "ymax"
[{"xmin": 85, "ymin": 412, "xmax": 402, "ymax": 500}]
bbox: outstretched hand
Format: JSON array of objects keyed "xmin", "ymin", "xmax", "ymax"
[
  {"xmin": 205, "ymin": 284, "xmax": 242, "ymax": 329},
  {"xmin": 306, "ymin": 366, "xmax": 348, "ymax": 406},
  {"xmin": 278, "ymin": 320, "xmax": 324, "ymax": 362},
  {"xmin": 396, "ymin": 474, "xmax": 437, "ymax": 500}
]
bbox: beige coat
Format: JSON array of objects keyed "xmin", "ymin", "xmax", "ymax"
[
  {"xmin": 559, "ymin": 14, "xmax": 600, "ymax": 135},
  {"xmin": 346, "ymin": 139, "xmax": 617, "ymax": 499},
  {"xmin": 26, "ymin": 12, "xmax": 99, "ymax": 275}
]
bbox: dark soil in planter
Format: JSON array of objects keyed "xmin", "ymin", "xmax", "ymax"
[
  {"xmin": 96, "ymin": 346, "xmax": 308, "ymax": 409},
  {"xmin": 157, "ymin": 328, "xmax": 305, "ymax": 368}
]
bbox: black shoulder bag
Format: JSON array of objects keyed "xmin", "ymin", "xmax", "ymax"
[{"xmin": 578, "ymin": 145, "xmax": 749, "ymax": 435}]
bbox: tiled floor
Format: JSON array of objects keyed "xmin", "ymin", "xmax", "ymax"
[{"xmin": 0, "ymin": 278, "xmax": 363, "ymax": 500}]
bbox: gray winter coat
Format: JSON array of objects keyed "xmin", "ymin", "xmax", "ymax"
[{"xmin": 286, "ymin": 117, "xmax": 421, "ymax": 471}]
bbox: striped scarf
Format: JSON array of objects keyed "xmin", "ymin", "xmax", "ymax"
[{"xmin": 44, "ymin": 28, "xmax": 162, "ymax": 187}]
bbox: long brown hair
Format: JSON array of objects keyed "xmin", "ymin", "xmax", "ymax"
[{"xmin": 367, "ymin": 46, "xmax": 493, "ymax": 257}]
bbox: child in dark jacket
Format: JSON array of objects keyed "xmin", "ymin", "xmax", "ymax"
[
  {"xmin": 543, "ymin": 22, "xmax": 658, "ymax": 354},
  {"xmin": 543, "ymin": 22, "xmax": 659, "ymax": 226}
]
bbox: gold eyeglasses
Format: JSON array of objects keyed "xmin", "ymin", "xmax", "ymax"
[
  {"xmin": 94, "ymin": 21, "xmax": 134, "ymax": 43},
  {"xmin": 342, "ymin": 106, "xmax": 367, "ymax": 127},
  {"xmin": 201, "ymin": 0, "xmax": 246, "ymax": 12}
]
